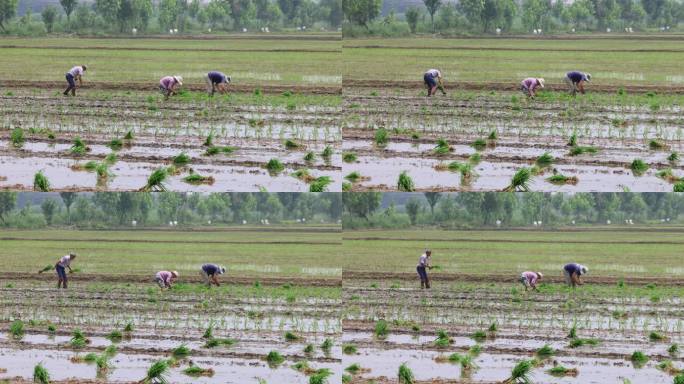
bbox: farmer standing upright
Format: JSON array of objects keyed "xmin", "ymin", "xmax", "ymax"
[
  {"xmin": 417, "ymin": 249, "xmax": 433, "ymax": 289},
  {"xmin": 55, "ymin": 252, "xmax": 77, "ymax": 289},
  {"xmin": 519, "ymin": 271, "xmax": 543, "ymax": 291},
  {"xmin": 200, "ymin": 263, "xmax": 226, "ymax": 287},
  {"xmin": 155, "ymin": 270, "xmax": 179, "ymax": 290},
  {"xmin": 563, "ymin": 263, "xmax": 588, "ymax": 288},
  {"xmin": 564, "ymin": 71, "xmax": 591, "ymax": 96},
  {"xmin": 63, "ymin": 65, "xmax": 86, "ymax": 96},
  {"xmin": 520, "ymin": 77, "xmax": 545, "ymax": 98},
  {"xmin": 205, "ymin": 71, "xmax": 231, "ymax": 96},
  {"xmin": 159, "ymin": 75, "xmax": 183, "ymax": 100},
  {"xmin": 424, "ymin": 69, "xmax": 446, "ymax": 97}
]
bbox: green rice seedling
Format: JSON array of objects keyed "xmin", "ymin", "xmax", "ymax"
[
  {"xmin": 203, "ymin": 133, "xmax": 213, "ymax": 147},
  {"xmin": 71, "ymin": 137, "xmax": 88, "ymax": 155},
  {"xmin": 304, "ymin": 152, "xmax": 316, "ymax": 162},
  {"xmin": 342, "ymin": 374, "xmax": 351, "ymax": 384},
  {"xmin": 304, "ymin": 344, "xmax": 314, "ymax": 354},
  {"xmin": 265, "ymin": 158, "xmax": 285, "ymax": 174},
  {"xmin": 458, "ymin": 354, "xmax": 479, "ymax": 373},
  {"xmin": 292, "ymin": 361, "xmax": 314, "ymax": 374},
  {"xmin": 183, "ymin": 173, "xmax": 215, "ymax": 185},
  {"xmin": 471, "ymin": 330, "xmax": 487, "ymax": 342},
  {"xmin": 292, "ymin": 169, "xmax": 313, "ymax": 182},
  {"xmin": 342, "ymin": 344, "xmax": 357, "ymax": 354},
  {"xmin": 630, "ymin": 351, "xmax": 649, "ymax": 367},
  {"xmin": 469, "ymin": 344, "xmax": 482, "ymax": 356},
  {"xmin": 657, "ymin": 168, "xmax": 680, "ymax": 183},
  {"xmin": 108, "ymin": 138, "xmax": 123, "ymax": 150},
  {"xmin": 468, "ymin": 152, "xmax": 481, "ymax": 164},
  {"xmin": 321, "ymin": 338, "xmax": 333, "ymax": 352},
  {"xmin": 171, "ymin": 344, "xmax": 191, "ymax": 359},
  {"xmin": 547, "ymin": 174, "xmax": 579, "ymax": 185},
  {"xmin": 265, "ymin": 350, "xmax": 285, "ymax": 367},
  {"xmin": 569, "ymin": 338, "xmax": 599, "ymax": 348},
  {"xmin": 649, "ymin": 140, "xmax": 669, "ymax": 151},
  {"xmin": 567, "ymin": 133, "xmax": 578, "ymax": 147},
  {"xmin": 398, "ymin": 363, "xmax": 414, "ymax": 384},
  {"xmin": 569, "ymin": 146, "xmax": 598, "ymax": 156},
  {"xmin": 488, "ymin": 130, "xmax": 498, "ymax": 141},
  {"xmin": 434, "ymin": 330, "xmax": 451, "ymax": 348},
  {"xmin": 104, "ymin": 345, "xmax": 117, "ymax": 357},
  {"xmin": 309, "ymin": 369, "xmax": 332, "ymax": 384},
  {"xmin": 397, "ymin": 171, "xmax": 415, "ymax": 192},
  {"xmin": 33, "ymin": 363, "xmax": 50, "ymax": 384},
  {"xmin": 375, "ymin": 128, "xmax": 389, "ymax": 146},
  {"xmin": 630, "ymin": 159, "xmax": 649, "ymax": 175},
  {"xmin": 124, "ymin": 130, "xmax": 134, "ymax": 141},
  {"xmin": 547, "ymin": 365, "xmax": 579, "ymax": 377},
  {"xmin": 535, "ymin": 152, "xmax": 554, "ymax": 168},
  {"xmin": 183, "ymin": 365, "xmax": 215, "ymax": 377},
  {"xmin": 141, "ymin": 360, "xmax": 169, "ymax": 384},
  {"xmin": 140, "ymin": 168, "xmax": 167, "ymax": 192},
  {"xmin": 203, "ymin": 337, "xmax": 236, "ymax": 348},
  {"xmin": 9, "ymin": 320, "xmax": 24, "ymax": 338},
  {"xmin": 84, "ymin": 161, "xmax": 98, "ymax": 171},
  {"xmin": 345, "ymin": 364, "xmax": 366, "ymax": 375},
  {"xmin": 433, "ymin": 138, "xmax": 451, "ymax": 155},
  {"xmin": 503, "ymin": 167, "xmax": 532, "ymax": 192},
  {"xmin": 321, "ymin": 146, "xmax": 333, "ymax": 158},
  {"xmin": 668, "ymin": 152, "xmax": 679, "ymax": 164},
  {"xmin": 657, "ymin": 360, "xmax": 682, "ymax": 375},
  {"xmin": 284, "ymin": 139, "xmax": 301, "ymax": 149},
  {"xmin": 95, "ymin": 354, "xmax": 111, "ymax": 374},
  {"xmin": 83, "ymin": 353, "xmax": 98, "ymax": 363},
  {"xmin": 204, "ymin": 146, "xmax": 237, "ymax": 156},
  {"xmin": 345, "ymin": 171, "xmax": 362, "ymax": 183},
  {"xmin": 568, "ymin": 324, "xmax": 577, "ymax": 339},
  {"xmin": 650, "ymin": 331, "xmax": 668, "ymax": 342},
  {"xmin": 536, "ymin": 344, "xmax": 555, "ymax": 359},
  {"xmin": 375, "ymin": 319, "xmax": 389, "ymax": 339},
  {"xmin": 342, "ymin": 152, "xmax": 357, "ymax": 163},
  {"xmin": 11, "ymin": 127, "xmax": 24, "ymax": 147},
  {"xmin": 106, "ymin": 330, "xmax": 122, "ymax": 342},
  {"xmin": 472, "ymin": 138, "xmax": 487, "ymax": 151},
  {"xmin": 502, "ymin": 359, "xmax": 533, "ymax": 384},
  {"xmin": 33, "ymin": 171, "xmax": 50, "ymax": 192},
  {"xmin": 104, "ymin": 153, "xmax": 117, "ymax": 165},
  {"xmin": 38, "ymin": 264, "xmax": 53, "ymax": 273},
  {"xmin": 310, "ymin": 176, "xmax": 332, "ymax": 192},
  {"xmin": 284, "ymin": 331, "xmax": 300, "ymax": 341},
  {"xmin": 172, "ymin": 152, "xmax": 190, "ymax": 167},
  {"xmin": 675, "ymin": 181, "xmax": 684, "ymax": 192},
  {"xmin": 342, "ymin": 182, "xmax": 352, "ymax": 191},
  {"xmin": 669, "ymin": 344, "xmax": 680, "ymax": 356},
  {"xmin": 488, "ymin": 323, "xmax": 498, "ymax": 333},
  {"xmin": 675, "ymin": 374, "xmax": 684, "ymax": 384},
  {"xmin": 123, "ymin": 322, "xmax": 134, "ymax": 333},
  {"xmin": 95, "ymin": 163, "xmax": 111, "ymax": 181},
  {"xmin": 47, "ymin": 324, "xmax": 56, "ymax": 333}
]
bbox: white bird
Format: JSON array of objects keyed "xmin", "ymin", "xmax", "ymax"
[
  {"xmin": 207, "ymin": 220, "xmax": 211, "ymax": 225},
  {"xmin": 208, "ymin": 28, "xmax": 212, "ymax": 32},
  {"xmin": 173, "ymin": 220, "xmax": 178, "ymax": 226},
  {"xmin": 606, "ymin": 220, "xmax": 611, "ymax": 224},
  {"xmin": 606, "ymin": 28, "xmax": 611, "ymax": 33},
  {"xmin": 571, "ymin": 220, "xmax": 576, "ymax": 225},
  {"xmin": 538, "ymin": 221, "xmax": 542, "ymax": 226},
  {"xmin": 173, "ymin": 28, "xmax": 178, "ymax": 33},
  {"xmin": 242, "ymin": 220, "xmax": 247, "ymax": 225},
  {"xmin": 131, "ymin": 220, "xmax": 137, "ymax": 226}
]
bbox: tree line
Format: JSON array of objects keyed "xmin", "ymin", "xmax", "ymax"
[
  {"xmin": 343, "ymin": 192, "xmax": 684, "ymax": 229},
  {"xmin": 0, "ymin": 192, "xmax": 341, "ymax": 228},
  {"xmin": 343, "ymin": 0, "xmax": 684, "ymax": 36},
  {"xmin": 0, "ymin": 0, "xmax": 341, "ymax": 35}
]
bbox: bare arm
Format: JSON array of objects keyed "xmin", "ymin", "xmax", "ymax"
[
  {"xmin": 212, "ymin": 275, "xmax": 220, "ymax": 286},
  {"xmin": 77, "ymin": 75, "xmax": 83, "ymax": 86}
]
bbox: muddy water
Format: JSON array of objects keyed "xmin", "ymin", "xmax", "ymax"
[
  {"xmin": 343, "ymin": 347, "xmax": 674, "ymax": 384},
  {"xmin": 0, "ymin": 347, "xmax": 341, "ymax": 384},
  {"xmin": 0, "ymin": 156, "xmax": 341, "ymax": 192},
  {"xmin": 345, "ymin": 156, "xmax": 672, "ymax": 192}
]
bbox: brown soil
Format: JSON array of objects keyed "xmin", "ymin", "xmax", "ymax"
[
  {"xmin": 0, "ymin": 237, "xmax": 338, "ymax": 245},
  {"xmin": 3, "ymin": 272, "xmax": 341, "ymax": 287},
  {"xmin": 0, "ymin": 80, "xmax": 341, "ymax": 95},
  {"xmin": 342, "ymin": 271, "xmax": 684, "ymax": 286},
  {"xmin": 0, "ymin": 45, "xmax": 339, "ymax": 53},
  {"xmin": 343, "ymin": 79, "xmax": 684, "ymax": 94}
]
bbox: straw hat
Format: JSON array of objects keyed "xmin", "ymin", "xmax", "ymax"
[
  {"xmin": 537, "ymin": 78, "xmax": 545, "ymax": 88},
  {"xmin": 537, "ymin": 272, "xmax": 543, "ymax": 278},
  {"xmin": 173, "ymin": 76, "xmax": 183, "ymax": 86},
  {"xmin": 171, "ymin": 271, "xmax": 179, "ymax": 277}
]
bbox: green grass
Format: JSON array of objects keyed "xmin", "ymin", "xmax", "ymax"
[
  {"xmin": 504, "ymin": 359, "xmax": 533, "ymax": 384},
  {"xmin": 265, "ymin": 158, "xmax": 285, "ymax": 174},
  {"xmin": 321, "ymin": 146, "xmax": 333, "ymax": 158},
  {"xmin": 569, "ymin": 145, "xmax": 599, "ymax": 156},
  {"xmin": 397, "ymin": 171, "xmax": 415, "ymax": 192},
  {"xmin": 630, "ymin": 159, "xmax": 649, "ymax": 175},
  {"xmin": 33, "ymin": 363, "xmax": 50, "ymax": 384},
  {"xmin": 375, "ymin": 128, "xmax": 389, "ymax": 146},
  {"xmin": 309, "ymin": 176, "xmax": 333, "ymax": 192},
  {"xmin": 342, "ymin": 152, "xmax": 357, "ymax": 163},
  {"xmin": 630, "ymin": 351, "xmax": 649, "ymax": 367},
  {"xmin": 503, "ymin": 167, "xmax": 532, "ymax": 192},
  {"xmin": 471, "ymin": 138, "xmax": 487, "ymax": 151},
  {"xmin": 536, "ymin": 344, "xmax": 555, "ymax": 359},
  {"xmin": 142, "ymin": 360, "xmax": 169, "ymax": 384},
  {"xmin": 342, "ymin": 344, "xmax": 357, "ymax": 354},
  {"xmin": 284, "ymin": 331, "xmax": 300, "ymax": 341},
  {"xmin": 265, "ymin": 350, "xmax": 285, "ymax": 366},
  {"xmin": 172, "ymin": 152, "xmax": 191, "ymax": 167},
  {"xmin": 108, "ymin": 138, "xmax": 123, "ymax": 150},
  {"xmin": 398, "ymin": 363, "xmax": 414, "ymax": 384},
  {"xmin": 140, "ymin": 168, "xmax": 167, "ymax": 192},
  {"xmin": 106, "ymin": 330, "xmax": 123, "ymax": 342},
  {"xmin": 171, "ymin": 344, "xmax": 191, "ymax": 359},
  {"xmin": 433, "ymin": 138, "xmax": 451, "ymax": 155},
  {"xmin": 321, "ymin": 338, "xmax": 333, "ymax": 352},
  {"xmin": 183, "ymin": 365, "xmax": 214, "ymax": 377},
  {"xmin": 9, "ymin": 319, "xmax": 24, "ymax": 338},
  {"xmin": 374, "ymin": 319, "xmax": 389, "ymax": 339},
  {"xmin": 204, "ymin": 146, "xmax": 237, "ymax": 156},
  {"xmin": 535, "ymin": 152, "xmax": 554, "ymax": 168},
  {"xmin": 547, "ymin": 174, "xmax": 579, "ymax": 185},
  {"xmin": 649, "ymin": 139, "xmax": 668, "ymax": 150},
  {"xmin": 183, "ymin": 173, "xmax": 215, "ymax": 185},
  {"xmin": 71, "ymin": 136, "xmax": 88, "ymax": 155},
  {"xmin": 304, "ymin": 152, "xmax": 316, "ymax": 162},
  {"xmin": 33, "ymin": 171, "xmax": 50, "ymax": 192},
  {"xmin": 649, "ymin": 331, "xmax": 667, "ymax": 342},
  {"xmin": 10, "ymin": 127, "xmax": 24, "ymax": 147}
]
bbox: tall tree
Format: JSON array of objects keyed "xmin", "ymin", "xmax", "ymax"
[
  {"xmin": 41, "ymin": 5, "xmax": 58, "ymax": 32},
  {"xmin": 405, "ymin": 6, "xmax": 419, "ymax": 32},
  {"xmin": 0, "ymin": 0, "xmax": 19, "ymax": 31},
  {"xmin": 405, "ymin": 198, "xmax": 421, "ymax": 225},
  {"xmin": 343, "ymin": 0, "xmax": 382, "ymax": 29},
  {"xmin": 60, "ymin": 0, "xmax": 78, "ymax": 21},
  {"xmin": 423, "ymin": 192, "xmax": 441, "ymax": 216},
  {"xmin": 422, "ymin": 0, "xmax": 441, "ymax": 31},
  {"xmin": 0, "ymin": 192, "xmax": 17, "ymax": 225},
  {"xmin": 41, "ymin": 199, "xmax": 59, "ymax": 225},
  {"xmin": 59, "ymin": 193, "xmax": 76, "ymax": 224},
  {"xmin": 343, "ymin": 192, "xmax": 382, "ymax": 220}
]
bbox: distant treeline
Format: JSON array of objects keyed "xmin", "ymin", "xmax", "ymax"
[
  {"xmin": 343, "ymin": 0, "xmax": 684, "ymax": 36},
  {"xmin": 0, "ymin": 192, "xmax": 341, "ymax": 228},
  {"xmin": 343, "ymin": 192, "xmax": 684, "ymax": 229},
  {"xmin": 0, "ymin": 0, "xmax": 341, "ymax": 36}
]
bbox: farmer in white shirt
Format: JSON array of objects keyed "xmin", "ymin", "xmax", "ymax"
[
  {"xmin": 55, "ymin": 253, "xmax": 77, "ymax": 289},
  {"xmin": 417, "ymin": 249, "xmax": 433, "ymax": 289},
  {"xmin": 63, "ymin": 65, "xmax": 87, "ymax": 96}
]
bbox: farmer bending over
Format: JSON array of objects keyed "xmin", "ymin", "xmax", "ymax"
[
  {"xmin": 519, "ymin": 271, "xmax": 543, "ymax": 291},
  {"xmin": 55, "ymin": 253, "xmax": 77, "ymax": 289},
  {"xmin": 424, "ymin": 69, "xmax": 446, "ymax": 97},
  {"xmin": 205, "ymin": 71, "xmax": 231, "ymax": 96},
  {"xmin": 200, "ymin": 263, "xmax": 226, "ymax": 287},
  {"xmin": 63, "ymin": 65, "xmax": 86, "ymax": 96},
  {"xmin": 563, "ymin": 263, "xmax": 588, "ymax": 288},
  {"xmin": 155, "ymin": 270, "xmax": 179, "ymax": 290},
  {"xmin": 159, "ymin": 76, "xmax": 183, "ymax": 100},
  {"xmin": 520, "ymin": 77, "xmax": 544, "ymax": 98},
  {"xmin": 417, "ymin": 249, "xmax": 433, "ymax": 289},
  {"xmin": 565, "ymin": 71, "xmax": 591, "ymax": 96}
]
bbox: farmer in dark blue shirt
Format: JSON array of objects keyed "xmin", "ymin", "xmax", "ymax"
[
  {"xmin": 564, "ymin": 71, "xmax": 591, "ymax": 96},
  {"xmin": 563, "ymin": 263, "xmax": 588, "ymax": 288},
  {"xmin": 200, "ymin": 263, "xmax": 226, "ymax": 287},
  {"xmin": 205, "ymin": 71, "xmax": 231, "ymax": 96}
]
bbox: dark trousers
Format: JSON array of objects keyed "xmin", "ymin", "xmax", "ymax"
[{"xmin": 64, "ymin": 73, "xmax": 76, "ymax": 95}]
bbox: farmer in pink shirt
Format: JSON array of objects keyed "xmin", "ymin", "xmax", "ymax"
[
  {"xmin": 63, "ymin": 65, "xmax": 87, "ymax": 96},
  {"xmin": 155, "ymin": 270, "xmax": 179, "ymax": 289},
  {"xmin": 520, "ymin": 77, "xmax": 544, "ymax": 98},
  {"xmin": 159, "ymin": 75, "xmax": 183, "ymax": 100},
  {"xmin": 519, "ymin": 271, "xmax": 543, "ymax": 291}
]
